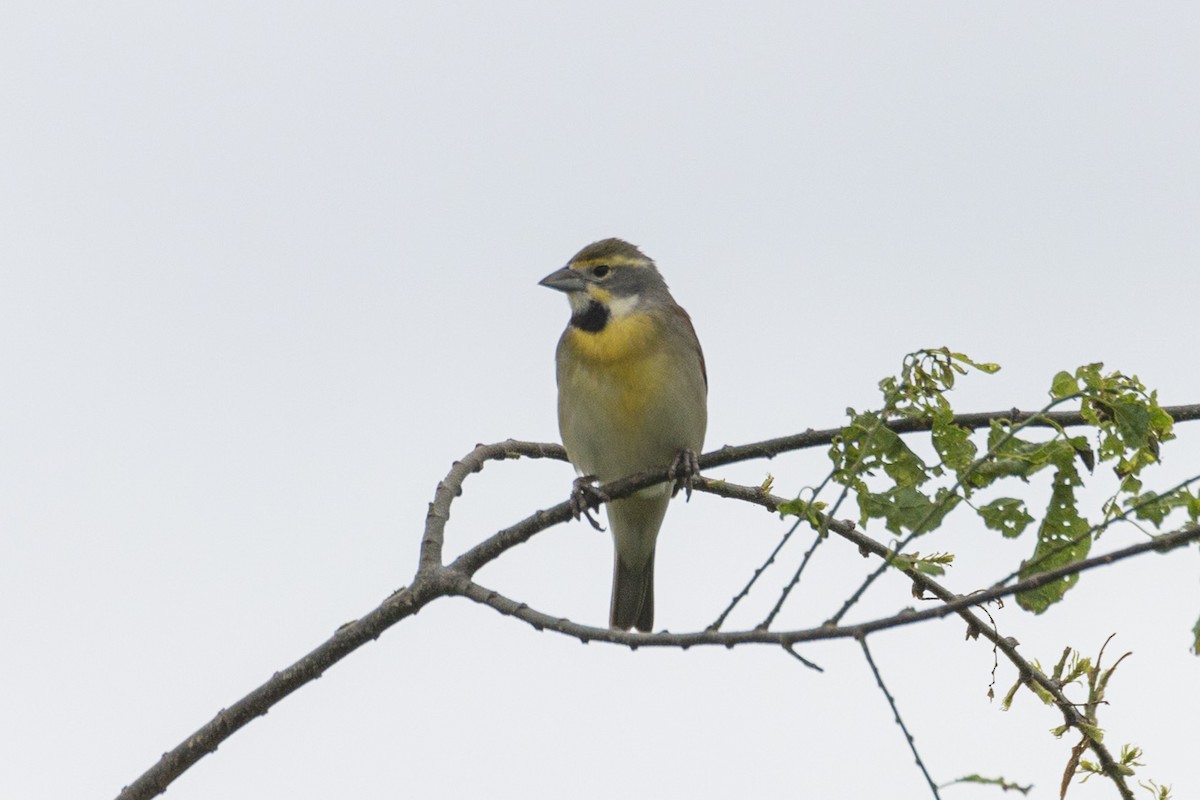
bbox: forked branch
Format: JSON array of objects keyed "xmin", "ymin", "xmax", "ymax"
[{"xmin": 116, "ymin": 403, "xmax": 1200, "ymax": 800}]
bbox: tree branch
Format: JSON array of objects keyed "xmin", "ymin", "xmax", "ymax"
[
  {"xmin": 700, "ymin": 403, "xmax": 1200, "ymax": 470},
  {"xmin": 114, "ymin": 580, "xmax": 445, "ymax": 800},
  {"xmin": 456, "ymin": 477, "xmax": 1198, "ymax": 799},
  {"xmin": 116, "ymin": 401, "xmax": 1200, "ymax": 798}
]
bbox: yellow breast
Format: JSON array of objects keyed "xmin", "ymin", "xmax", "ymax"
[{"xmin": 562, "ymin": 313, "xmax": 667, "ymax": 418}]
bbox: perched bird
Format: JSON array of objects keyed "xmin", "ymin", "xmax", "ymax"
[{"xmin": 539, "ymin": 238, "xmax": 707, "ymax": 631}]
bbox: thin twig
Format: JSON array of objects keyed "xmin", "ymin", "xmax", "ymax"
[
  {"xmin": 708, "ymin": 515, "xmax": 806, "ymax": 631},
  {"xmin": 757, "ymin": 529, "xmax": 825, "ymax": 629},
  {"xmin": 860, "ymin": 638, "xmax": 942, "ymax": 799}
]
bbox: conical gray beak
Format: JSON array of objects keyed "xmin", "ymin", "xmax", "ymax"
[{"xmin": 538, "ymin": 266, "xmax": 587, "ymax": 293}]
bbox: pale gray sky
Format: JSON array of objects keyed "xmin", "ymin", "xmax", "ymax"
[{"xmin": 3, "ymin": 4, "xmax": 1199, "ymax": 799}]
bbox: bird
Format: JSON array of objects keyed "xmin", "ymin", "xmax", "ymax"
[{"xmin": 539, "ymin": 238, "xmax": 707, "ymax": 631}]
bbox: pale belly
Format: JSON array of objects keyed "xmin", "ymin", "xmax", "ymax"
[{"xmin": 557, "ymin": 347, "xmax": 705, "ymax": 483}]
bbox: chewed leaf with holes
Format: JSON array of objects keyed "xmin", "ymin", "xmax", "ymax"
[
  {"xmin": 1017, "ymin": 462, "xmax": 1092, "ymax": 612},
  {"xmin": 978, "ymin": 497, "xmax": 1034, "ymax": 538}
]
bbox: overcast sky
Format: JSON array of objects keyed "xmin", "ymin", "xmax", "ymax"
[{"xmin": 4, "ymin": 4, "xmax": 1199, "ymax": 799}]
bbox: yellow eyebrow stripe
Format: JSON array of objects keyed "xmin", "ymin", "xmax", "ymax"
[{"xmin": 571, "ymin": 254, "xmax": 649, "ymax": 269}]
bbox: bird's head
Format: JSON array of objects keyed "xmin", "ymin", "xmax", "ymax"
[{"xmin": 539, "ymin": 238, "xmax": 671, "ymax": 331}]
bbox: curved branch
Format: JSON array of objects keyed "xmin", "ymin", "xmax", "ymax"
[
  {"xmin": 115, "ymin": 580, "xmax": 445, "ymax": 800},
  {"xmin": 421, "ymin": 439, "xmax": 566, "ymax": 573},
  {"xmin": 116, "ymin": 440, "xmax": 567, "ymax": 800},
  {"xmin": 117, "ymin": 402, "xmax": 1200, "ymax": 799}
]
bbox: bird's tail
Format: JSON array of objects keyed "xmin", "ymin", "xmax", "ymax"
[
  {"xmin": 611, "ymin": 547, "xmax": 655, "ymax": 632},
  {"xmin": 608, "ymin": 494, "xmax": 669, "ymax": 631}
]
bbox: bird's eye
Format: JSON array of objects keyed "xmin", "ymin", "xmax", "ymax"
[{"xmin": 591, "ymin": 265, "xmax": 611, "ymax": 279}]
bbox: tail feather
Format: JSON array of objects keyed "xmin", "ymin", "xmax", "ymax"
[
  {"xmin": 606, "ymin": 493, "xmax": 669, "ymax": 631},
  {"xmin": 610, "ymin": 548, "xmax": 655, "ymax": 632}
]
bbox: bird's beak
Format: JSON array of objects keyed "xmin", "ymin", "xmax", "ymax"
[{"xmin": 538, "ymin": 266, "xmax": 587, "ymax": 293}]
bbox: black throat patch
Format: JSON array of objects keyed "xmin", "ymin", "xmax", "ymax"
[{"xmin": 570, "ymin": 300, "xmax": 609, "ymax": 333}]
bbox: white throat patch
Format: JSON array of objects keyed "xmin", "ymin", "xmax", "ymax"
[
  {"xmin": 607, "ymin": 294, "xmax": 641, "ymax": 318},
  {"xmin": 567, "ymin": 292, "xmax": 592, "ymax": 314}
]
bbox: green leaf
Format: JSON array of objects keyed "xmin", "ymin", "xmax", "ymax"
[
  {"xmin": 1029, "ymin": 681, "xmax": 1055, "ymax": 705},
  {"xmin": 889, "ymin": 550, "xmax": 955, "ymax": 577},
  {"xmin": 776, "ymin": 497, "xmax": 828, "ymax": 529},
  {"xmin": 1192, "ymin": 615, "xmax": 1200, "ymax": 656},
  {"xmin": 872, "ymin": 426, "xmax": 929, "ymax": 488},
  {"xmin": 1126, "ymin": 491, "xmax": 1171, "ymax": 526},
  {"xmin": 858, "ymin": 486, "xmax": 927, "ymax": 534},
  {"xmin": 1118, "ymin": 744, "xmax": 1144, "ymax": 768},
  {"xmin": 1113, "ymin": 484, "xmax": 1200, "ymax": 527},
  {"xmin": 969, "ymin": 457, "xmax": 1034, "ymax": 486},
  {"xmin": 1050, "ymin": 370, "xmax": 1080, "ymax": 400},
  {"xmin": 1138, "ymin": 778, "xmax": 1172, "ymax": 800},
  {"xmin": 922, "ymin": 487, "xmax": 962, "ymax": 531},
  {"xmin": 1017, "ymin": 463, "xmax": 1093, "ymax": 613},
  {"xmin": 1111, "ymin": 399, "xmax": 1151, "ymax": 450},
  {"xmin": 949, "ymin": 350, "xmax": 1002, "ymax": 374},
  {"xmin": 978, "ymin": 498, "xmax": 1035, "ymax": 538},
  {"xmin": 1149, "ymin": 404, "xmax": 1175, "ymax": 440},
  {"xmin": 1068, "ymin": 435, "xmax": 1096, "ymax": 473},
  {"xmin": 970, "ymin": 424, "xmax": 1076, "ymax": 487},
  {"xmin": 1063, "ymin": 655, "xmax": 1092, "ymax": 685},
  {"xmin": 1076, "ymin": 362, "xmax": 1104, "ymax": 391},
  {"xmin": 830, "ymin": 411, "xmax": 908, "ymax": 491},
  {"xmin": 1098, "ymin": 431, "xmax": 1124, "ymax": 463},
  {"xmin": 1077, "ymin": 722, "xmax": 1104, "ymax": 743},
  {"xmin": 1001, "ymin": 678, "xmax": 1021, "ymax": 710},
  {"xmin": 776, "ymin": 498, "xmax": 807, "ymax": 518},
  {"xmin": 931, "ymin": 409, "xmax": 978, "ymax": 474},
  {"xmin": 859, "ymin": 486, "xmax": 960, "ymax": 535}
]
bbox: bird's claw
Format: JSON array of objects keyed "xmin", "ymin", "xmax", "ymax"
[
  {"xmin": 570, "ymin": 476, "xmax": 608, "ymax": 531},
  {"xmin": 669, "ymin": 448, "xmax": 701, "ymax": 500}
]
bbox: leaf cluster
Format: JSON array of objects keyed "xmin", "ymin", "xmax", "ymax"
[
  {"xmin": 824, "ymin": 352, "xmax": 1197, "ymax": 618},
  {"xmin": 1002, "ymin": 637, "xmax": 1170, "ymax": 799}
]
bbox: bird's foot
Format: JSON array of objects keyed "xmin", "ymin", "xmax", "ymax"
[
  {"xmin": 570, "ymin": 476, "xmax": 608, "ymax": 531},
  {"xmin": 668, "ymin": 448, "xmax": 701, "ymax": 500}
]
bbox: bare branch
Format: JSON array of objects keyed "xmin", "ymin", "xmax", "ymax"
[
  {"xmin": 114, "ymin": 580, "xmax": 444, "ymax": 800},
  {"xmin": 424, "ymin": 439, "xmax": 567, "ymax": 573},
  {"xmin": 861, "ymin": 638, "xmax": 942, "ymax": 799},
  {"xmin": 757, "ymin": 528, "xmax": 825, "ymax": 629}
]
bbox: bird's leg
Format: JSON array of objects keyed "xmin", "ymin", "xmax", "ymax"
[
  {"xmin": 570, "ymin": 475, "xmax": 608, "ymax": 531},
  {"xmin": 668, "ymin": 448, "xmax": 701, "ymax": 500}
]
